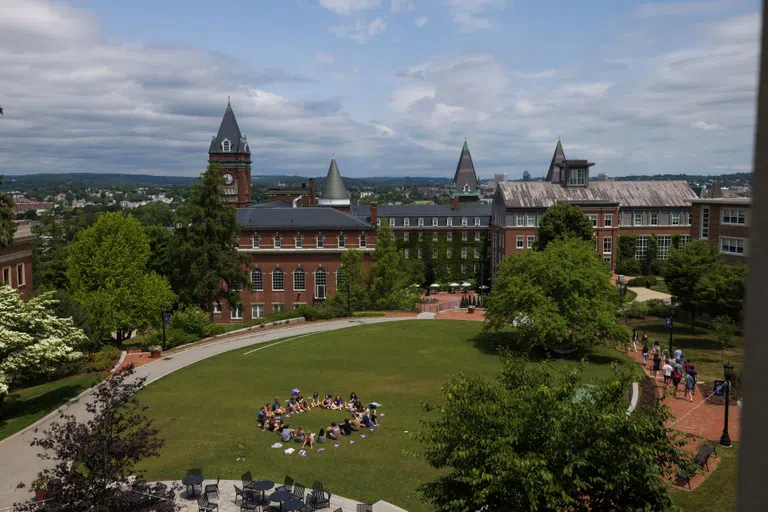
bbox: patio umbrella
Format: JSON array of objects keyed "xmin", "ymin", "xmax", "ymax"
[
  {"xmin": 461, "ymin": 281, "xmax": 471, "ymax": 287},
  {"xmin": 449, "ymin": 283, "xmax": 460, "ymax": 287},
  {"xmin": 480, "ymin": 285, "xmax": 489, "ymax": 289},
  {"xmin": 430, "ymin": 283, "xmax": 440, "ymax": 288}
]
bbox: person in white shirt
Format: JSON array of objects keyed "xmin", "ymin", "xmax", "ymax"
[
  {"xmin": 662, "ymin": 362, "xmax": 674, "ymax": 388},
  {"xmin": 674, "ymin": 348, "xmax": 682, "ymax": 361}
]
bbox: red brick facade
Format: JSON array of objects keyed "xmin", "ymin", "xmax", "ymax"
[
  {"xmin": 0, "ymin": 221, "xmax": 35, "ymax": 298},
  {"xmin": 691, "ymin": 198, "xmax": 751, "ymax": 264}
]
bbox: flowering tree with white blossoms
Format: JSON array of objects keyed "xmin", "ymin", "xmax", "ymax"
[{"xmin": 0, "ymin": 286, "xmax": 86, "ymax": 399}]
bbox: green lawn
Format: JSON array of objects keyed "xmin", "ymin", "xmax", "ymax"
[
  {"xmin": 624, "ymin": 288, "xmax": 638, "ymax": 302},
  {"xmin": 0, "ymin": 372, "xmax": 107, "ymax": 441},
  {"xmin": 633, "ymin": 320, "xmax": 743, "ymax": 383},
  {"xmin": 670, "ymin": 444, "xmax": 738, "ymax": 511},
  {"xmin": 651, "ymin": 279, "xmax": 670, "ymax": 294},
  {"xmin": 137, "ymin": 321, "xmax": 634, "ymax": 511}
]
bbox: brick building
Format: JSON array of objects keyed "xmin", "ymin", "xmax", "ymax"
[
  {"xmin": 690, "ymin": 197, "xmax": 751, "ymax": 263},
  {"xmin": 490, "ymin": 140, "xmax": 697, "ymax": 281},
  {"xmin": 0, "ymin": 221, "xmax": 36, "ymax": 298}
]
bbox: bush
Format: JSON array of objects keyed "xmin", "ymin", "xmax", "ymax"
[
  {"xmin": 352, "ymin": 311, "xmax": 386, "ymax": 317},
  {"xmin": 169, "ymin": 305, "xmax": 222, "ymax": 338},
  {"xmin": 86, "ymin": 345, "xmax": 122, "ymax": 372},
  {"xmin": 627, "ymin": 276, "xmax": 658, "ymax": 288},
  {"xmin": 645, "ymin": 299, "xmax": 674, "ymax": 318},
  {"xmin": 295, "ymin": 305, "xmax": 339, "ymax": 321},
  {"xmin": 616, "ymin": 259, "xmax": 642, "ymax": 276}
]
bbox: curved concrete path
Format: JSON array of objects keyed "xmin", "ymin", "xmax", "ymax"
[
  {"xmin": 628, "ymin": 286, "xmax": 672, "ymax": 303},
  {"xmin": 0, "ymin": 317, "xmax": 407, "ymax": 508}
]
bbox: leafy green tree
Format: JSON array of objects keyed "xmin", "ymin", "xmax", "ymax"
[
  {"xmin": 420, "ymin": 236, "xmax": 436, "ymax": 292},
  {"xmin": 0, "ymin": 176, "xmax": 17, "ymax": 248},
  {"xmin": 616, "ymin": 234, "xmax": 641, "ymax": 276},
  {"xmin": 172, "ymin": 165, "xmax": 249, "ymax": 321},
  {"xmin": 415, "ymin": 354, "xmax": 691, "ymax": 512},
  {"xmin": 694, "ymin": 263, "xmax": 746, "ymax": 323},
  {"xmin": 712, "ymin": 315, "xmax": 736, "ymax": 363},
  {"xmin": 644, "ymin": 233, "xmax": 659, "ymax": 276},
  {"xmin": 66, "ymin": 212, "xmax": 176, "ymax": 343},
  {"xmin": 325, "ymin": 249, "xmax": 371, "ymax": 314},
  {"xmin": 485, "ymin": 238, "xmax": 628, "ymax": 349},
  {"xmin": 534, "ymin": 203, "xmax": 593, "ymax": 251},
  {"xmin": 132, "ymin": 203, "xmax": 174, "ymax": 227},
  {"xmin": 371, "ymin": 222, "xmax": 415, "ymax": 309}
]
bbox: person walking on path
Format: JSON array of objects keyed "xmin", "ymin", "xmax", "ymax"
[
  {"xmin": 642, "ymin": 343, "xmax": 649, "ymax": 366},
  {"xmin": 687, "ymin": 365, "xmax": 698, "ymax": 397},
  {"xmin": 672, "ymin": 367, "xmax": 682, "ymax": 396},
  {"xmin": 663, "ymin": 360, "xmax": 673, "ymax": 388},
  {"xmin": 674, "ymin": 347, "xmax": 682, "ymax": 362},
  {"xmin": 632, "ymin": 329, "xmax": 638, "ymax": 352},
  {"xmin": 684, "ymin": 372, "xmax": 695, "ymax": 402},
  {"xmin": 652, "ymin": 353, "xmax": 661, "ymax": 378}
]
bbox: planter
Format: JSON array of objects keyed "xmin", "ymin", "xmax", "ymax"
[
  {"xmin": 34, "ymin": 488, "xmax": 47, "ymax": 502},
  {"xmin": 467, "ymin": 306, "xmax": 476, "ymax": 314},
  {"xmin": 148, "ymin": 345, "xmax": 162, "ymax": 359}
]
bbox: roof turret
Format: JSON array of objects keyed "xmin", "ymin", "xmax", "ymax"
[
  {"xmin": 209, "ymin": 99, "xmax": 250, "ymax": 155},
  {"xmin": 318, "ymin": 158, "xmax": 350, "ymax": 206}
]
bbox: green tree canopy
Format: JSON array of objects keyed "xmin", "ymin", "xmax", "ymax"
[
  {"xmin": 325, "ymin": 248, "xmax": 371, "ymax": 315},
  {"xmin": 485, "ymin": 238, "xmax": 628, "ymax": 348},
  {"xmin": 0, "ymin": 176, "xmax": 17, "ymax": 248},
  {"xmin": 171, "ymin": 165, "xmax": 249, "ymax": 321},
  {"xmin": 534, "ymin": 203, "xmax": 594, "ymax": 251},
  {"xmin": 371, "ymin": 222, "xmax": 416, "ymax": 310},
  {"xmin": 415, "ymin": 354, "xmax": 691, "ymax": 512},
  {"xmin": 66, "ymin": 212, "xmax": 176, "ymax": 343}
]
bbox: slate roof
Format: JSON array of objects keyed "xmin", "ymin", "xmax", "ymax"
[
  {"xmin": 320, "ymin": 159, "xmax": 350, "ymax": 201},
  {"xmin": 251, "ymin": 201, "xmax": 292, "ymax": 208},
  {"xmin": 452, "ymin": 140, "xmax": 479, "ymax": 192},
  {"xmin": 497, "ymin": 181, "xmax": 697, "ymax": 208},
  {"xmin": 209, "ymin": 100, "xmax": 250, "ymax": 155},
  {"xmin": 352, "ymin": 204, "xmax": 491, "ymax": 217},
  {"xmin": 237, "ymin": 207, "xmax": 373, "ymax": 230}
]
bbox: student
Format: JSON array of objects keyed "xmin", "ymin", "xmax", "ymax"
[
  {"xmin": 674, "ymin": 347, "xmax": 682, "ymax": 361},
  {"xmin": 316, "ymin": 428, "xmax": 327, "ymax": 444},
  {"xmin": 280, "ymin": 425, "xmax": 294, "ymax": 443},
  {"xmin": 641, "ymin": 343, "xmax": 649, "ymax": 366},
  {"xmin": 321, "ymin": 394, "xmax": 332, "ymax": 409},
  {"xmin": 642, "ymin": 332, "xmax": 649, "ymax": 345},
  {"xmin": 288, "ymin": 397, "xmax": 301, "ymax": 413},
  {"xmin": 327, "ymin": 422, "xmax": 341, "ymax": 440},
  {"xmin": 632, "ymin": 329, "xmax": 639, "ymax": 352},
  {"xmin": 652, "ymin": 341, "xmax": 661, "ymax": 357},
  {"xmin": 347, "ymin": 392, "xmax": 359, "ymax": 409},
  {"xmin": 687, "ymin": 365, "xmax": 698, "ymax": 397},
  {"xmin": 370, "ymin": 413, "xmax": 379, "ymax": 426},
  {"xmin": 331, "ymin": 395, "xmax": 344, "ymax": 411},
  {"xmin": 301, "ymin": 431, "xmax": 314, "ymax": 450},
  {"xmin": 350, "ymin": 416, "xmax": 362, "ymax": 431},
  {"xmin": 340, "ymin": 418, "xmax": 353, "ymax": 436},
  {"xmin": 361, "ymin": 414, "xmax": 373, "ymax": 428},
  {"xmin": 652, "ymin": 353, "xmax": 661, "ymax": 378},
  {"xmin": 294, "ymin": 426, "xmax": 306, "ymax": 443},
  {"xmin": 671, "ymin": 367, "xmax": 682, "ymax": 396},
  {"xmin": 311, "ymin": 392, "xmax": 320, "ymax": 408},
  {"xmin": 662, "ymin": 361, "xmax": 673, "ymax": 388},
  {"xmin": 684, "ymin": 372, "xmax": 695, "ymax": 402},
  {"xmin": 297, "ymin": 395, "xmax": 309, "ymax": 412},
  {"xmin": 272, "ymin": 397, "xmax": 285, "ymax": 415}
]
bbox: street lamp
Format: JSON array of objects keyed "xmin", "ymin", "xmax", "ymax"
[{"xmin": 719, "ymin": 362, "xmax": 735, "ymax": 448}]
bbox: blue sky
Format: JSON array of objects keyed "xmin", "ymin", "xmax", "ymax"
[{"xmin": 0, "ymin": 0, "xmax": 761, "ymax": 179}]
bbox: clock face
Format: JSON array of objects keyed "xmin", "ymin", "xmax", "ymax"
[{"xmin": 224, "ymin": 173, "xmax": 234, "ymax": 185}]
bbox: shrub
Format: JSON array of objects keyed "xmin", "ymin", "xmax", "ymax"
[
  {"xmin": 169, "ymin": 305, "xmax": 220, "ymax": 338},
  {"xmin": 86, "ymin": 345, "xmax": 122, "ymax": 372},
  {"xmin": 645, "ymin": 299, "xmax": 674, "ymax": 318},
  {"xmin": 352, "ymin": 311, "xmax": 386, "ymax": 317},
  {"xmin": 627, "ymin": 276, "xmax": 658, "ymax": 288},
  {"xmin": 295, "ymin": 305, "xmax": 339, "ymax": 321}
]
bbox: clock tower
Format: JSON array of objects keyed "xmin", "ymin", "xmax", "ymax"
[{"xmin": 208, "ymin": 99, "xmax": 252, "ymax": 207}]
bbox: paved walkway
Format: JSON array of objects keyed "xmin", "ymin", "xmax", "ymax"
[
  {"xmin": 435, "ymin": 308, "xmax": 485, "ymax": 321},
  {"xmin": 628, "ymin": 286, "xmax": 673, "ymax": 302},
  {"xmin": 0, "ymin": 317, "xmax": 406, "ymax": 509}
]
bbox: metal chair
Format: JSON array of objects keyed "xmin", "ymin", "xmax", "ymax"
[
  {"xmin": 188, "ymin": 468, "xmax": 203, "ymax": 477},
  {"xmin": 306, "ymin": 481, "xmax": 331, "ymax": 511},
  {"xmin": 205, "ymin": 475, "xmax": 221, "ymax": 499},
  {"xmin": 292, "ymin": 482, "xmax": 306, "ymax": 500},
  {"xmin": 276, "ymin": 475, "xmax": 294, "ymax": 493},
  {"xmin": 197, "ymin": 493, "xmax": 219, "ymax": 512}
]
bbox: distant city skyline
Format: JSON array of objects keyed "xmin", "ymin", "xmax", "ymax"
[{"xmin": 0, "ymin": 0, "xmax": 761, "ymax": 178}]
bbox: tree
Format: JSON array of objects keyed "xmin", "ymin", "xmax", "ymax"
[
  {"xmin": 415, "ymin": 354, "xmax": 691, "ymax": 512},
  {"xmin": 66, "ymin": 212, "xmax": 176, "ymax": 343},
  {"xmin": 370, "ymin": 222, "xmax": 415, "ymax": 310},
  {"xmin": 0, "ymin": 288, "xmax": 85, "ymax": 401},
  {"xmin": 534, "ymin": 203, "xmax": 593, "ymax": 251},
  {"xmin": 694, "ymin": 263, "xmax": 746, "ymax": 322},
  {"xmin": 712, "ymin": 315, "xmax": 736, "ymax": 363},
  {"xmin": 616, "ymin": 234, "xmax": 641, "ymax": 276},
  {"xmin": 0, "ymin": 176, "xmax": 17, "ymax": 248},
  {"xmin": 15, "ymin": 365, "xmax": 179, "ymax": 512},
  {"xmin": 325, "ymin": 249, "xmax": 371, "ymax": 314},
  {"xmin": 485, "ymin": 238, "xmax": 628, "ymax": 349},
  {"xmin": 644, "ymin": 233, "xmax": 659, "ymax": 276},
  {"xmin": 172, "ymin": 165, "xmax": 249, "ymax": 321}
]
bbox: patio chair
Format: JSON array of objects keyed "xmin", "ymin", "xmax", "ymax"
[
  {"xmin": 292, "ymin": 482, "xmax": 306, "ymax": 500},
  {"xmin": 306, "ymin": 481, "xmax": 331, "ymax": 510},
  {"xmin": 188, "ymin": 468, "xmax": 203, "ymax": 477},
  {"xmin": 234, "ymin": 485, "xmax": 245, "ymax": 506},
  {"xmin": 357, "ymin": 504, "xmax": 373, "ymax": 512},
  {"xmin": 276, "ymin": 475, "xmax": 294, "ymax": 493},
  {"xmin": 197, "ymin": 493, "xmax": 219, "ymax": 512},
  {"xmin": 205, "ymin": 475, "xmax": 221, "ymax": 499},
  {"xmin": 695, "ymin": 444, "xmax": 714, "ymax": 471},
  {"xmin": 239, "ymin": 493, "xmax": 260, "ymax": 512},
  {"xmin": 241, "ymin": 471, "xmax": 254, "ymax": 489},
  {"xmin": 674, "ymin": 472, "xmax": 691, "ymax": 489}
]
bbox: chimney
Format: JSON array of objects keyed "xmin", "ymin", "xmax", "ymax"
[
  {"xmin": 452, "ymin": 196, "xmax": 460, "ymax": 211},
  {"xmin": 309, "ymin": 178, "xmax": 317, "ymax": 205},
  {"xmin": 370, "ymin": 201, "xmax": 378, "ymax": 226}
]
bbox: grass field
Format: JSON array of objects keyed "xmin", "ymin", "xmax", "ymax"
[
  {"xmin": 624, "ymin": 288, "xmax": 638, "ymax": 302},
  {"xmin": 136, "ymin": 321, "xmax": 635, "ymax": 511},
  {"xmin": 633, "ymin": 320, "xmax": 744, "ymax": 382},
  {"xmin": 670, "ymin": 444, "xmax": 738, "ymax": 511},
  {"xmin": 0, "ymin": 372, "xmax": 107, "ymax": 441}
]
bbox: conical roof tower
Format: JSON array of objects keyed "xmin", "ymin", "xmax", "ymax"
[
  {"xmin": 317, "ymin": 158, "xmax": 350, "ymax": 207},
  {"xmin": 545, "ymin": 137, "xmax": 566, "ymax": 182},
  {"xmin": 450, "ymin": 138, "xmax": 481, "ymax": 202}
]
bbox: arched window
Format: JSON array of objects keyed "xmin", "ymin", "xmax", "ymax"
[
  {"xmin": 317, "ymin": 234, "xmax": 324, "ymax": 248},
  {"xmin": 359, "ymin": 235, "xmax": 367, "ymax": 248},
  {"xmin": 272, "ymin": 268, "xmax": 284, "ymax": 291},
  {"xmin": 222, "ymin": 139, "xmax": 231, "ymax": 152},
  {"xmin": 251, "ymin": 268, "xmax": 263, "ymax": 291},
  {"xmin": 274, "ymin": 234, "xmax": 281, "ymax": 248},
  {"xmin": 295, "ymin": 234, "xmax": 303, "ymax": 248},
  {"xmin": 338, "ymin": 232, "xmax": 345, "ymax": 248},
  {"xmin": 315, "ymin": 267, "xmax": 327, "ymax": 299},
  {"xmin": 293, "ymin": 268, "xmax": 306, "ymax": 291},
  {"xmin": 252, "ymin": 235, "xmax": 260, "ymax": 249},
  {"xmin": 336, "ymin": 267, "xmax": 344, "ymax": 288}
]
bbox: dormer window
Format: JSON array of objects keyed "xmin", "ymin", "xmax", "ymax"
[
  {"xmin": 463, "ymin": 184, "xmax": 470, "ymax": 193},
  {"xmin": 222, "ymin": 139, "xmax": 231, "ymax": 152},
  {"xmin": 567, "ymin": 168, "xmax": 587, "ymax": 186}
]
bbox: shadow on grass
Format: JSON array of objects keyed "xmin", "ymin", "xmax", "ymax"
[{"xmin": 0, "ymin": 381, "xmax": 93, "ymax": 427}]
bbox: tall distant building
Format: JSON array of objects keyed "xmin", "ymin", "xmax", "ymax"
[
  {"xmin": 522, "ymin": 171, "xmax": 531, "ymax": 182},
  {"xmin": 494, "ymin": 173, "xmax": 508, "ymax": 187},
  {"xmin": 450, "ymin": 138, "xmax": 481, "ymax": 202},
  {"xmin": 597, "ymin": 173, "xmax": 608, "ymax": 181},
  {"xmin": 208, "ymin": 100, "xmax": 252, "ymax": 208}
]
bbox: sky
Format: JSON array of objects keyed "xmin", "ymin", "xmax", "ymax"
[{"xmin": 0, "ymin": 0, "xmax": 762, "ymax": 179}]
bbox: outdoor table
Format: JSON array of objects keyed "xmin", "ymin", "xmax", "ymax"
[
  {"xmin": 181, "ymin": 475, "xmax": 204, "ymax": 498},
  {"xmin": 248, "ymin": 480, "xmax": 274, "ymax": 504},
  {"xmin": 282, "ymin": 498, "xmax": 307, "ymax": 512},
  {"xmin": 270, "ymin": 489, "xmax": 295, "ymax": 510}
]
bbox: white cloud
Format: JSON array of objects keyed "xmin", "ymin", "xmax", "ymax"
[
  {"xmin": 446, "ymin": 0, "xmax": 505, "ymax": 33},
  {"xmin": 319, "ymin": 0, "xmax": 380, "ymax": 16},
  {"xmin": 315, "ymin": 50, "xmax": 335, "ymax": 65},
  {"xmin": 635, "ymin": 1, "xmax": 726, "ymax": 17},
  {"xmin": 390, "ymin": 0, "xmax": 415, "ymax": 12},
  {"xmin": 330, "ymin": 17, "xmax": 387, "ymax": 43},
  {"xmin": 692, "ymin": 120, "xmax": 721, "ymax": 130},
  {"xmin": 390, "ymin": 85, "xmax": 437, "ymax": 111},
  {"xmin": 414, "ymin": 15, "xmax": 429, "ymax": 28}
]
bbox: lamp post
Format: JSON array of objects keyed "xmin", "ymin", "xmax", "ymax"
[
  {"xmin": 160, "ymin": 308, "xmax": 169, "ymax": 352},
  {"xmin": 719, "ymin": 362, "xmax": 734, "ymax": 448},
  {"xmin": 346, "ymin": 278, "xmax": 351, "ymax": 317}
]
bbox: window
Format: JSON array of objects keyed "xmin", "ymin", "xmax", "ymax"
[
  {"xmin": 251, "ymin": 268, "xmax": 263, "ymax": 291},
  {"xmin": 447, "ymin": 218, "xmax": 453, "ymax": 227},
  {"xmin": 681, "ymin": 235, "xmax": 691, "ymax": 246},
  {"xmin": 474, "ymin": 248, "xmax": 480, "ymax": 258},
  {"xmin": 338, "ymin": 233, "xmax": 346, "ymax": 247},
  {"xmin": 359, "ymin": 235, "xmax": 367, "ymax": 247},
  {"xmin": 433, "ymin": 248, "xmax": 438, "ymax": 258},
  {"xmin": 273, "ymin": 303, "xmax": 284, "ymax": 314},
  {"xmin": 315, "ymin": 268, "xmax": 327, "ymax": 299},
  {"xmin": 474, "ymin": 263, "xmax": 480, "ymax": 273},
  {"xmin": 588, "ymin": 215, "xmax": 598, "ymax": 227},
  {"xmin": 462, "ymin": 232, "xmax": 468, "ymax": 241},
  {"xmin": 603, "ymin": 237, "xmax": 612, "ymax": 254},
  {"xmin": 526, "ymin": 214, "xmax": 535, "ymax": 227},
  {"xmin": 221, "ymin": 139, "xmax": 231, "ymax": 152},
  {"xmin": 0, "ymin": 266, "xmax": 9, "ymax": 285},
  {"xmin": 671, "ymin": 212, "xmax": 681, "ymax": 226},
  {"xmin": 722, "ymin": 209, "xmax": 746, "ymax": 225},
  {"xmin": 701, "ymin": 207, "xmax": 710, "ymax": 239},
  {"xmin": 720, "ymin": 237, "xmax": 746, "ymax": 256},
  {"xmin": 432, "ymin": 218, "xmax": 438, "ymax": 226},
  {"xmin": 418, "ymin": 232, "xmax": 423, "ymax": 241},
  {"xmin": 447, "ymin": 232, "xmax": 452, "ymax": 242},
  {"xmin": 273, "ymin": 234, "xmax": 281, "ymax": 248},
  {"xmin": 447, "ymin": 248, "xmax": 452, "ymax": 258},
  {"xmin": 603, "ymin": 256, "xmax": 611, "ymax": 264},
  {"xmin": 16, "ymin": 264, "xmax": 24, "ymax": 286},
  {"xmin": 418, "ymin": 218, "xmax": 424, "ymax": 227},
  {"xmin": 404, "ymin": 218, "xmax": 410, "ymax": 227},
  {"xmin": 252, "ymin": 304, "xmax": 264, "ymax": 319},
  {"xmin": 430, "ymin": 232, "xmax": 437, "ymax": 241},
  {"xmin": 658, "ymin": 235, "xmax": 672, "ymax": 260},
  {"xmin": 293, "ymin": 268, "xmax": 306, "ymax": 291},
  {"xmin": 516, "ymin": 236, "xmax": 524, "ymax": 249},
  {"xmin": 650, "ymin": 213, "xmax": 658, "ymax": 226},
  {"xmin": 527, "ymin": 236, "xmax": 535, "ymax": 249},
  {"xmin": 461, "ymin": 247, "xmax": 467, "ymax": 259},
  {"xmin": 272, "ymin": 268, "xmax": 285, "ymax": 291},
  {"xmin": 418, "ymin": 248, "xmax": 423, "ymax": 259},
  {"xmin": 295, "ymin": 234, "xmax": 303, "ymax": 248},
  {"xmin": 231, "ymin": 307, "xmax": 242, "ymax": 320},
  {"xmin": 404, "ymin": 248, "xmax": 409, "ymax": 259},
  {"xmin": 252, "ymin": 235, "xmax": 260, "ymax": 248},
  {"xmin": 475, "ymin": 232, "xmax": 481, "ymax": 242},
  {"xmin": 635, "ymin": 236, "xmax": 648, "ymax": 260},
  {"xmin": 474, "ymin": 217, "xmax": 480, "ymax": 227},
  {"xmin": 316, "ymin": 234, "xmax": 324, "ymax": 248},
  {"xmin": 516, "ymin": 214, "xmax": 525, "ymax": 227},
  {"xmin": 462, "ymin": 217, "xmax": 468, "ymax": 226},
  {"xmin": 404, "ymin": 232, "xmax": 409, "ymax": 242},
  {"xmin": 634, "ymin": 213, "xmax": 643, "ymax": 226},
  {"xmin": 213, "ymin": 302, "xmax": 221, "ymax": 314},
  {"xmin": 568, "ymin": 168, "xmax": 586, "ymax": 186},
  {"xmin": 461, "ymin": 264, "xmax": 467, "ymax": 274},
  {"xmin": 604, "ymin": 214, "xmax": 613, "ymax": 227}
]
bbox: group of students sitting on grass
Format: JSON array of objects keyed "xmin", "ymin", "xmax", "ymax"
[{"xmin": 257, "ymin": 392, "xmax": 380, "ymax": 450}]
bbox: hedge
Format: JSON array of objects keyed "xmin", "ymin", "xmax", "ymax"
[
  {"xmin": 627, "ymin": 276, "xmax": 659, "ymax": 288},
  {"xmin": 352, "ymin": 311, "xmax": 386, "ymax": 317}
]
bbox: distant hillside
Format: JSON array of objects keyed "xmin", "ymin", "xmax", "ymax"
[
  {"xmin": 612, "ymin": 173, "xmax": 752, "ymax": 187},
  {"xmin": 1, "ymin": 173, "xmax": 196, "ymax": 189}
]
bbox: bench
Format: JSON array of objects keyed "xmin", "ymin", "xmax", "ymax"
[
  {"xmin": 695, "ymin": 444, "xmax": 714, "ymax": 471},
  {"xmin": 675, "ymin": 472, "xmax": 692, "ymax": 489}
]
